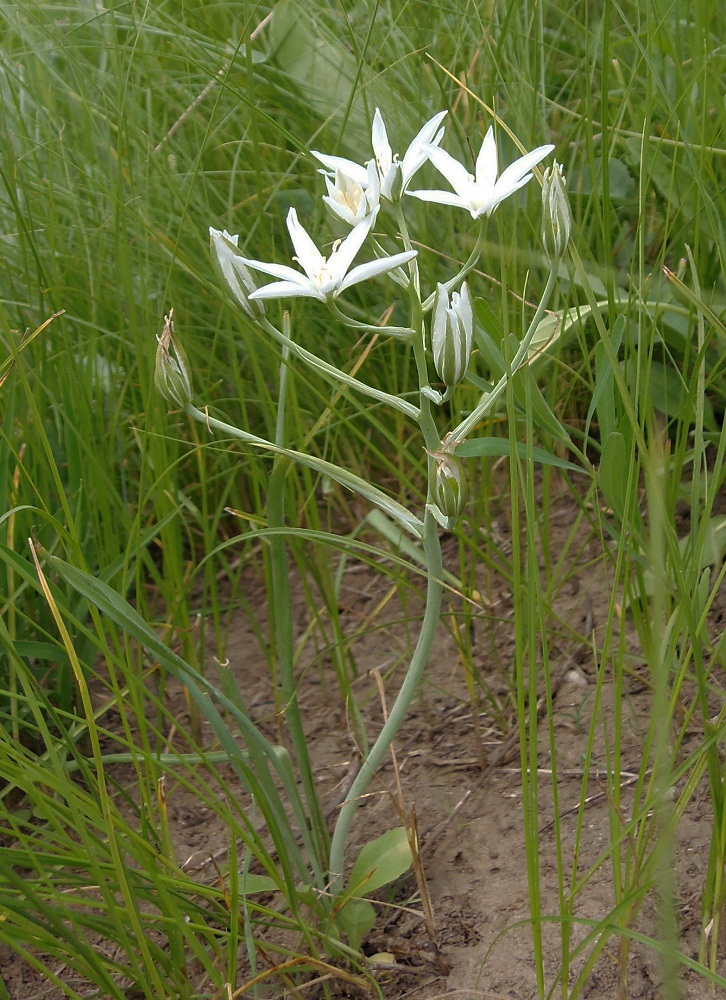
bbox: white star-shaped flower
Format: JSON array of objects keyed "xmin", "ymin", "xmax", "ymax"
[
  {"xmin": 408, "ymin": 126, "xmax": 554, "ymax": 219},
  {"xmin": 241, "ymin": 208, "xmax": 416, "ymax": 303},
  {"xmin": 312, "ymin": 108, "xmax": 447, "ymax": 204}
]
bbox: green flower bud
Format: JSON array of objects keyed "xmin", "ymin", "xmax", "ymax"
[
  {"xmin": 431, "ymin": 282, "xmax": 473, "ymax": 390},
  {"xmin": 541, "ymin": 162, "xmax": 571, "ymax": 260},
  {"xmin": 431, "ymin": 450, "xmax": 467, "ymax": 523},
  {"xmin": 155, "ymin": 309, "xmax": 193, "ymax": 407}
]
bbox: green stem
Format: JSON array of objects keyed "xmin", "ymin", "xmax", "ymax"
[
  {"xmin": 259, "ymin": 316, "xmax": 419, "ymax": 420},
  {"xmin": 184, "ymin": 405, "xmax": 424, "ymax": 539},
  {"xmin": 326, "ymin": 299, "xmax": 415, "ymax": 340},
  {"xmin": 328, "ymin": 505, "xmax": 443, "ymax": 888},
  {"xmin": 328, "ymin": 207, "xmax": 443, "ymax": 891}
]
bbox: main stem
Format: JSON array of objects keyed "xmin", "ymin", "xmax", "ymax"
[
  {"xmin": 328, "ymin": 506, "xmax": 443, "ymax": 888},
  {"xmin": 328, "ymin": 203, "xmax": 445, "ymax": 891}
]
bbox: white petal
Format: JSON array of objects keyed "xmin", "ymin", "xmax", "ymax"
[
  {"xmin": 475, "ymin": 126, "xmax": 498, "ymax": 193},
  {"xmin": 432, "ymin": 282, "xmax": 449, "ymax": 348},
  {"xmin": 490, "ymin": 173, "xmax": 535, "ymax": 210},
  {"xmin": 338, "ymin": 249, "xmax": 417, "ymax": 294},
  {"xmin": 400, "ymin": 110, "xmax": 448, "ymax": 185},
  {"xmin": 457, "ymin": 282, "xmax": 473, "ymax": 334},
  {"xmin": 322, "ymin": 195, "xmax": 359, "ymax": 227},
  {"xmin": 411, "ymin": 110, "xmax": 448, "ymax": 149},
  {"xmin": 423, "ymin": 145, "xmax": 473, "ymax": 198},
  {"xmin": 286, "ymin": 208, "xmax": 325, "ymax": 278},
  {"xmin": 496, "ymin": 143, "xmax": 554, "ymax": 193},
  {"xmin": 239, "ymin": 257, "xmax": 310, "ymax": 284},
  {"xmin": 311, "ymin": 151, "xmax": 369, "ymax": 186},
  {"xmin": 249, "ymin": 281, "xmax": 323, "ymax": 301},
  {"xmin": 371, "ymin": 108, "xmax": 392, "ymax": 172},
  {"xmin": 210, "ymin": 227, "xmax": 240, "ymax": 248},
  {"xmin": 327, "ymin": 212, "xmax": 375, "ymax": 280},
  {"xmin": 406, "ymin": 188, "xmax": 469, "ymax": 209}
]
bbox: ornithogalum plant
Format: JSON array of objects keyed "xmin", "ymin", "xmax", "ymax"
[{"xmin": 156, "ymin": 107, "xmax": 568, "ymax": 947}]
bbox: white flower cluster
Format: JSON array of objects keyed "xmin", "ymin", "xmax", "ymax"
[{"xmin": 210, "ymin": 108, "xmax": 556, "ymax": 312}]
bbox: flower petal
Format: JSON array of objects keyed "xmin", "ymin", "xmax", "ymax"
[
  {"xmin": 496, "ymin": 143, "xmax": 554, "ymax": 194},
  {"xmin": 411, "ymin": 110, "xmax": 448, "ymax": 149},
  {"xmin": 338, "ymin": 250, "xmax": 417, "ymax": 293},
  {"xmin": 489, "ymin": 173, "xmax": 535, "ymax": 211},
  {"xmin": 327, "ymin": 211, "xmax": 375, "ymax": 280},
  {"xmin": 400, "ymin": 110, "xmax": 448, "ymax": 185},
  {"xmin": 311, "ymin": 151, "xmax": 369, "ymax": 186},
  {"xmin": 286, "ymin": 208, "xmax": 325, "ymax": 278},
  {"xmin": 322, "ymin": 195, "xmax": 359, "ymax": 227},
  {"xmin": 423, "ymin": 145, "xmax": 473, "ymax": 198},
  {"xmin": 238, "ymin": 257, "xmax": 310, "ymax": 285},
  {"xmin": 475, "ymin": 126, "xmax": 498, "ymax": 193},
  {"xmin": 371, "ymin": 108, "xmax": 392, "ymax": 173},
  {"xmin": 406, "ymin": 188, "xmax": 469, "ymax": 209},
  {"xmin": 249, "ymin": 281, "xmax": 324, "ymax": 302}
]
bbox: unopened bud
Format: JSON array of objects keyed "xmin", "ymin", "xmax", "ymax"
[
  {"xmin": 155, "ymin": 309, "xmax": 193, "ymax": 407},
  {"xmin": 209, "ymin": 228, "xmax": 265, "ymax": 318},
  {"xmin": 431, "ymin": 282, "xmax": 473, "ymax": 390},
  {"xmin": 431, "ymin": 450, "xmax": 467, "ymax": 523},
  {"xmin": 541, "ymin": 163, "xmax": 571, "ymax": 260}
]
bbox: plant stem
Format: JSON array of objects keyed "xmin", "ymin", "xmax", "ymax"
[{"xmin": 328, "ymin": 505, "xmax": 443, "ymax": 889}]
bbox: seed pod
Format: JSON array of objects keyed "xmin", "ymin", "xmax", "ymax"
[
  {"xmin": 154, "ymin": 309, "xmax": 193, "ymax": 407},
  {"xmin": 431, "ymin": 450, "xmax": 467, "ymax": 522}
]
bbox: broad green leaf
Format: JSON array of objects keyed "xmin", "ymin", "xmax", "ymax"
[
  {"xmin": 572, "ymin": 156, "xmax": 635, "ymax": 201},
  {"xmin": 348, "ymin": 827, "xmax": 412, "ymax": 897},
  {"xmin": 336, "ymin": 898, "xmax": 377, "ymax": 952},
  {"xmin": 240, "ymin": 874, "xmax": 280, "ymax": 894}
]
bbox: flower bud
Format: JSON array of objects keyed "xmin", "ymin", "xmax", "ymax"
[
  {"xmin": 431, "ymin": 282, "xmax": 473, "ymax": 390},
  {"xmin": 431, "ymin": 450, "xmax": 467, "ymax": 522},
  {"xmin": 209, "ymin": 227, "xmax": 265, "ymax": 318},
  {"xmin": 381, "ymin": 160, "xmax": 404, "ymax": 203},
  {"xmin": 155, "ymin": 309, "xmax": 193, "ymax": 407},
  {"xmin": 541, "ymin": 163, "xmax": 571, "ymax": 260}
]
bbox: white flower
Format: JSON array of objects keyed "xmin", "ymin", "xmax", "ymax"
[
  {"xmin": 323, "ymin": 160, "xmax": 380, "ymax": 226},
  {"xmin": 408, "ymin": 126, "xmax": 554, "ymax": 219},
  {"xmin": 209, "ymin": 228, "xmax": 264, "ymax": 317},
  {"xmin": 431, "ymin": 282, "xmax": 473, "ymax": 389},
  {"xmin": 242, "ymin": 207, "xmax": 417, "ymax": 303},
  {"xmin": 312, "ymin": 108, "xmax": 447, "ymax": 203}
]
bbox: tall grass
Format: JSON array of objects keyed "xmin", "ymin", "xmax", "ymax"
[{"xmin": 1, "ymin": 0, "xmax": 725, "ymax": 997}]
